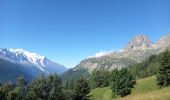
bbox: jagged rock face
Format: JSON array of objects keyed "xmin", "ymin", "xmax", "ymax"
[
  {"xmin": 124, "ymin": 35, "xmax": 153, "ymax": 51},
  {"xmin": 74, "ymin": 55, "xmax": 137, "ymax": 72},
  {"xmin": 156, "ymin": 34, "xmax": 170, "ymax": 49}
]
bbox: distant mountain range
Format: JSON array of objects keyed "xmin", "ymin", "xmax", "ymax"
[
  {"xmin": 0, "ymin": 48, "xmax": 67, "ymax": 83},
  {"xmin": 1, "ymin": 34, "xmax": 170, "ymax": 82},
  {"xmin": 61, "ymin": 34, "xmax": 170, "ymax": 81}
]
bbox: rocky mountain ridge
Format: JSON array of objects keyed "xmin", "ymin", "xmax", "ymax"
[
  {"xmin": 61, "ymin": 34, "xmax": 170, "ymax": 80},
  {"xmin": 124, "ymin": 35, "xmax": 153, "ymax": 51}
]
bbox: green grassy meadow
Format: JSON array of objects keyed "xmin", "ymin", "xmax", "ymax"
[{"xmin": 90, "ymin": 76, "xmax": 170, "ymax": 100}]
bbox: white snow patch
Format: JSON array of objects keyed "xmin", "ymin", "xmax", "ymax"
[{"xmin": 9, "ymin": 48, "xmax": 45, "ymax": 71}]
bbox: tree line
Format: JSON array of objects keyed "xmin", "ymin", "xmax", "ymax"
[
  {"xmin": 66, "ymin": 68, "xmax": 136, "ymax": 98},
  {"xmin": 0, "ymin": 74, "xmax": 91, "ymax": 100}
]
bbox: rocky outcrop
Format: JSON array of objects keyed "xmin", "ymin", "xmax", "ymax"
[
  {"xmin": 156, "ymin": 34, "xmax": 170, "ymax": 49},
  {"xmin": 124, "ymin": 35, "xmax": 153, "ymax": 52}
]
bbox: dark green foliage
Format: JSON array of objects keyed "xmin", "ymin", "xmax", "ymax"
[
  {"xmin": 26, "ymin": 74, "xmax": 64, "ymax": 100},
  {"xmin": 157, "ymin": 50, "xmax": 170, "ymax": 87},
  {"xmin": 0, "ymin": 76, "xmax": 27, "ymax": 100},
  {"xmin": 0, "ymin": 81, "xmax": 14, "ymax": 100},
  {"xmin": 15, "ymin": 76, "xmax": 27, "ymax": 99},
  {"xmin": 129, "ymin": 50, "xmax": 170, "ymax": 81},
  {"xmin": 0, "ymin": 74, "xmax": 89, "ymax": 100},
  {"xmin": 0, "ymin": 74, "xmax": 66, "ymax": 100},
  {"xmin": 25, "ymin": 75, "xmax": 48, "ymax": 100},
  {"xmin": 129, "ymin": 54, "xmax": 161, "ymax": 79},
  {"xmin": 89, "ymin": 69, "xmax": 110, "ymax": 89},
  {"xmin": 9, "ymin": 76, "xmax": 27, "ymax": 100},
  {"xmin": 7, "ymin": 90, "xmax": 19, "ymax": 100},
  {"xmin": 74, "ymin": 77, "xmax": 91, "ymax": 100},
  {"xmin": 63, "ymin": 79, "xmax": 77, "ymax": 100},
  {"xmin": 110, "ymin": 68, "xmax": 136, "ymax": 97},
  {"xmin": 61, "ymin": 68, "xmax": 90, "ymax": 82},
  {"xmin": 65, "ymin": 80, "xmax": 76, "ymax": 89},
  {"xmin": 63, "ymin": 89, "xmax": 75, "ymax": 100}
]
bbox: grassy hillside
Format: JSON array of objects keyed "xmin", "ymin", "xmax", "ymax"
[
  {"xmin": 90, "ymin": 76, "xmax": 170, "ymax": 100},
  {"xmin": 131, "ymin": 76, "xmax": 159, "ymax": 95},
  {"xmin": 90, "ymin": 87, "xmax": 112, "ymax": 100},
  {"xmin": 121, "ymin": 87, "xmax": 170, "ymax": 100}
]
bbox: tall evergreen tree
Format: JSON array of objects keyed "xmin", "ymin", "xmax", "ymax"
[
  {"xmin": 89, "ymin": 69, "xmax": 110, "ymax": 89},
  {"xmin": 17, "ymin": 76, "xmax": 26, "ymax": 99},
  {"xmin": 25, "ymin": 75, "xmax": 47, "ymax": 100},
  {"xmin": 7, "ymin": 76, "xmax": 26, "ymax": 100},
  {"xmin": 47, "ymin": 74, "xmax": 64, "ymax": 100},
  {"xmin": 74, "ymin": 77, "xmax": 91, "ymax": 100},
  {"xmin": 0, "ymin": 82, "xmax": 14, "ymax": 100},
  {"xmin": 157, "ymin": 50, "xmax": 170, "ymax": 87},
  {"xmin": 110, "ymin": 68, "xmax": 136, "ymax": 97},
  {"xmin": 7, "ymin": 91, "xmax": 18, "ymax": 100},
  {"xmin": 63, "ymin": 80, "xmax": 76, "ymax": 100},
  {"xmin": 25, "ymin": 74, "xmax": 64, "ymax": 100}
]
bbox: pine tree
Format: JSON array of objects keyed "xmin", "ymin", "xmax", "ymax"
[
  {"xmin": 0, "ymin": 82, "xmax": 14, "ymax": 100},
  {"xmin": 25, "ymin": 74, "xmax": 64, "ymax": 100},
  {"xmin": 110, "ymin": 68, "xmax": 136, "ymax": 97},
  {"xmin": 17, "ymin": 76, "xmax": 26, "ymax": 99},
  {"xmin": 7, "ymin": 91, "xmax": 18, "ymax": 100},
  {"xmin": 47, "ymin": 74, "xmax": 64, "ymax": 100},
  {"xmin": 63, "ymin": 80, "xmax": 76, "ymax": 100},
  {"xmin": 7, "ymin": 76, "xmax": 26, "ymax": 100},
  {"xmin": 74, "ymin": 77, "xmax": 91, "ymax": 100},
  {"xmin": 89, "ymin": 69, "xmax": 110, "ymax": 89},
  {"xmin": 157, "ymin": 50, "xmax": 170, "ymax": 87},
  {"xmin": 25, "ymin": 75, "xmax": 49, "ymax": 100}
]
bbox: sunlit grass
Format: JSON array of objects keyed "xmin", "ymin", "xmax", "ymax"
[
  {"xmin": 120, "ymin": 86, "xmax": 170, "ymax": 100},
  {"xmin": 90, "ymin": 87, "xmax": 112, "ymax": 100},
  {"xmin": 131, "ymin": 76, "xmax": 159, "ymax": 95},
  {"xmin": 90, "ymin": 76, "xmax": 170, "ymax": 100}
]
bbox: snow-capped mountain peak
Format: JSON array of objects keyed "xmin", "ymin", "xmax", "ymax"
[
  {"xmin": 9, "ymin": 48, "xmax": 45, "ymax": 67},
  {"xmin": 0, "ymin": 48, "xmax": 67, "ymax": 74},
  {"xmin": 9, "ymin": 49, "xmax": 45, "ymax": 66}
]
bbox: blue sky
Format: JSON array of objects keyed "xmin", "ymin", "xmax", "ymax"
[{"xmin": 0, "ymin": 0, "xmax": 170, "ymax": 68}]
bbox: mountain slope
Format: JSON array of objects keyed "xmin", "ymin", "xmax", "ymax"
[
  {"xmin": 0, "ymin": 58, "xmax": 35, "ymax": 83},
  {"xmin": 61, "ymin": 34, "xmax": 170, "ymax": 81}
]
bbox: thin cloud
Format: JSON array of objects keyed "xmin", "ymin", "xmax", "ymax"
[{"xmin": 89, "ymin": 50, "xmax": 115, "ymax": 58}]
